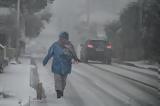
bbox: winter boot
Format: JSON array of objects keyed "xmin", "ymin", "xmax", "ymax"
[
  {"xmin": 61, "ymin": 91, "xmax": 64, "ymax": 97},
  {"xmin": 56, "ymin": 90, "xmax": 61, "ymax": 99}
]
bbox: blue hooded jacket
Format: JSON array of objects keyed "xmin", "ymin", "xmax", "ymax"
[{"xmin": 43, "ymin": 41, "xmax": 73, "ymax": 75}]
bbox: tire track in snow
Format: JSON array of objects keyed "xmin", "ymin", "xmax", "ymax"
[
  {"xmin": 74, "ymin": 64, "xmax": 159, "ymax": 106},
  {"xmin": 89, "ymin": 63, "xmax": 158, "ymax": 90}
]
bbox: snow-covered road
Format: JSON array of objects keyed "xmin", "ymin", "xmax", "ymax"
[
  {"xmin": 30, "ymin": 60, "xmax": 160, "ymax": 106},
  {"xmin": 89, "ymin": 63, "xmax": 158, "ymax": 89}
]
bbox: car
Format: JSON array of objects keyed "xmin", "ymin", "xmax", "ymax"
[
  {"xmin": 0, "ymin": 44, "xmax": 15, "ymax": 73},
  {"xmin": 80, "ymin": 39, "xmax": 112, "ymax": 64},
  {"xmin": 0, "ymin": 44, "xmax": 6, "ymax": 73}
]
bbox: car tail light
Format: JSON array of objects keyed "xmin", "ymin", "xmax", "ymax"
[
  {"xmin": 87, "ymin": 44, "xmax": 94, "ymax": 48},
  {"xmin": 106, "ymin": 43, "xmax": 112, "ymax": 49}
]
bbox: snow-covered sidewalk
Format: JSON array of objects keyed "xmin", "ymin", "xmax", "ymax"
[
  {"xmin": 0, "ymin": 58, "xmax": 35, "ymax": 106},
  {"xmin": 30, "ymin": 62, "xmax": 69, "ymax": 106}
]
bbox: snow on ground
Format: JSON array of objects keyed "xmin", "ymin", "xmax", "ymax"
[
  {"xmin": 0, "ymin": 98, "xmax": 20, "ymax": 106},
  {"xmin": 112, "ymin": 63, "xmax": 157, "ymax": 78},
  {"xmin": 1, "ymin": 58, "xmax": 159, "ymax": 106},
  {"xmin": 30, "ymin": 60, "xmax": 160, "ymax": 106},
  {"xmin": 125, "ymin": 61, "xmax": 160, "ymax": 70},
  {"xmin": 32, "ymin": 62, "xmax": 124, "ymax": 106},
  {"xmin": 0, "ymin": 58, "xmax": 35, "ymax": 106},
  {"xmin": 30, "ymin": 62, "xmax": 70, "ymax": 106},
  {"xmin": 91, "ymin": 63, "xmax": 158, "ymax": 89},
  {"xmin": 75, "ymin": 63, "xmax": 160, "ymax": 106}
]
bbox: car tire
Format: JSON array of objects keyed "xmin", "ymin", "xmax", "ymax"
[
  {"xmin": 83, "ymin": 54, "xmax": 88, "ymax": 63},
  {"xmin": 0, "ymin": 65, "xmax": 3, "ymax": 73},
  {"xmin": 81, "ymin": 53, "xmax": 88, "ymax": 63},
  {"xmin": 83, "ymin": 56, "xmax": 88, "ymax": 63},
  {"xmin": 102, "ymin": 58, "xmax": 106, "ymax": 64},
  {"xmin": 80, "ymin": 54, "xmax": 83, "ymax": 61},
  {"xmin": 106, "ymin": 58, "xmax": 112, "ymax": 65},
  {"xmin": 84, "ymin": 58, "xmax": 88, "ymax": 63},
  {"xmin": 0, "ymin": 68, "xmax": 3, "ymax": 73}
]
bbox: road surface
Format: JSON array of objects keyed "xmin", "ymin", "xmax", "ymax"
[{"xmin": 31, "ymin": 60, "xmax": 160, "ymax": 106}]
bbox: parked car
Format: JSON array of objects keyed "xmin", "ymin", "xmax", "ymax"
[
  {"xmin": 80, "ymin": 39, "xmax": 112, "ymax": 64},
  {"xmin": 0, "ymin": 44, "xmax": 6, "ymax": 73},
  {"xmin": 0, "ymin": 44, "xmax": 16, "ymax": 73}
]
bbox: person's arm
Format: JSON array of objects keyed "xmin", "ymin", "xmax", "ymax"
[
  {"xmin": 68, "ymin": 43, "xmax": 80, "ymax": 62},
  {"xmin": 43, "ymin": 45, "xmax": 54, "ymax": 66}
]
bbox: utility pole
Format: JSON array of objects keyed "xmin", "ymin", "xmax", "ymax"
[
  {"xmin": 86, "ymin": 0, "xmax": 91, "ymax": 39},
  {"xmin": 139, "ymin": 0, "xmax": 146, "ymax": 34},
  {"xmin": 17, "ymin": 0, "xmax": 20, "ymax": 28},
  {"xmin": 139, "ymin": 0, "xmax": 146, "ymax": 60},
  {"xmin": 16, "ymin": 0, "xmax": 21, "ymax": 62},
  {"xmin": 86, "ymin": 0, "xmax": 90, "ymax": 26}
]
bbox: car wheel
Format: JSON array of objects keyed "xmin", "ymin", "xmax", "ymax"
[
  {"xmin": 80, "ymin": 54, "xmax": 83, "ymax": 61},
  {"xmin": 0, "ymin": 65, "xmax": 3, "ymax": 73},
  {"xmin": 0, "ymin": 68, "xmax": 3, "ymax": 73},
  {"xmin": 106, "ymin": 58, "xmax": 112, "ymax": 65},
  {"xmin": 83, "ymin": 54, "xmax": 88, "ymax": 63},
  {"xmin": 102, "ymin": 60, "xmax": 106, "ymax": 64},
  {"xmin": 84, "ymin": 58, "xmax": 88, "ymax": 63},
  {"xmin": 102, "ymin": 58, "xmax": 106, "ymax": 64}
]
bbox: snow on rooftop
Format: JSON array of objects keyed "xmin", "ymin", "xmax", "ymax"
[{"xmin": 0, "ymin": 8, "xmax": 11, "ymax": 15}]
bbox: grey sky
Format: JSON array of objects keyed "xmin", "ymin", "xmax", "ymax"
[{"xmin": 35, "ymin": 0, "xmax": 135, "ymax": 48}]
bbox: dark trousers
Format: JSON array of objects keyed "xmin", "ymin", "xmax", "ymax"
[{"xmin": 54, "ymin": 74, "xmax": 68, "ymax": 91}]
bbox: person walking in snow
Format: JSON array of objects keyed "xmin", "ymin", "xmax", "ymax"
[{"xmin": 43, "ymin": 32, "xmax": 79, "ymax": 99}]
